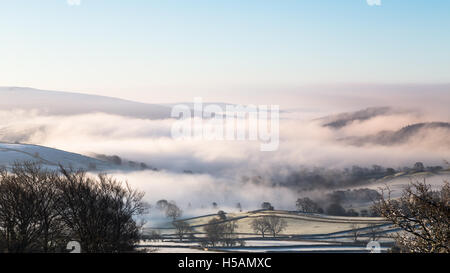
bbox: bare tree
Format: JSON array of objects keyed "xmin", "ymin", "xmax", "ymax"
[
  {"xmin": 221, "ymin": 220, "xmax": 239, "ymax": 247},
  {"xmin": 250, "ymin": 217, "xmax": 270, "ymax": 238},
  {"xmin": 267, "ymin": 216, "xmax": 287, "ymax": 237},
  {"xmin": 0, "ymin": 162, "xmax": 64, "ymax": 253},
  {"xmin": 56, "ymin": 167, "xmax": 148, "ymax": 253},
  {"xmin": 165, "ymin": 202, "xmax": 182, "ymax": 220},
  {"xmin": 254, "ymin": 216, "xmax": 288, "ymax": 237},
  {"xmin": 203, "ymin": 218, "xmax": 239, "ymax": 247},
  {"xmin": 0, "ymin": 162, "xmax": 148, "ymax": 253},
  {"xmin": 173, "ymin": 220, "xmax": 192, "ymax": 242},
  {"xmin": 374, "ymin": 180, "xmax": 449, "ymax": 253},
  {"xmin": 203, "ymin": 218, "xmax": 224, "ymax": 247}
]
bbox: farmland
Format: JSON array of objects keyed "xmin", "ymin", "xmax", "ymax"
[{"xmin": 141, "ymin": 210, "xmax": 396, "ymax": 253}]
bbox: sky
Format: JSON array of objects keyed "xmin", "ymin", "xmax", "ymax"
[{"xmin": 1, "ymin": 0, "xmax": 449, "ymax": 104}]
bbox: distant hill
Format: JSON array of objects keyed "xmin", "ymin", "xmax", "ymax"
[
  {"xmin": 0, "ymin": 87, "xmax": 172, "ymax": 119},
  {"xmin": 319, "ymin": 106, "xmax": 396, "ymax": 129},
  {"xmin": 343, "ymin": 122, "xmax": 450, "ymax": 146}
]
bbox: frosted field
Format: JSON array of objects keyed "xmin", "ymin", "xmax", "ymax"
[
  {"xmin": 175, "ymin": 211, "xmax": 388, "ymax": 236},
  {"xmin": 218, "ymin": 246, "xmax": 392, "ymax": 253},
  {"xmin": 240, "ymin": 240, "xmax": 333, "ymax": 247},
  {"xmin": 139, "ymin": 247, "xmax": 223, "ymax": 253},
  {"xmin": 360, "ymin": 172, "xmax": 449, "ymax": 195},
  {"xmin": 142, "ymin": 210, "xmax": 396, "ymax": 253}
]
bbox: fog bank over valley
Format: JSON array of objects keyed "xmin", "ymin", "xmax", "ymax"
[{"xmin": 0, "ymin": 87, "xmax": 449, "ymax": 216}]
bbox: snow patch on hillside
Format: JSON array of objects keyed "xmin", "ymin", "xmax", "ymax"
[{"xmin": 0, "ymin": 142, "xmax": 115, "ymax": 171}]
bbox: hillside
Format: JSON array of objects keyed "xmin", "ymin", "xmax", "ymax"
[
  {"xmin": 0, "ymin": 87, "xmax": 172, "ymax": 119},
  {"xmin": 343, "ymin": 122, "xmax": 450, "ymax": 146},
  {"xmin": 319, "ymin": 107, "xmax": 396, "ymax": 129},
  {"xmin": 0, "ymin": 142, "xmax": 121, "ymax": 171}
]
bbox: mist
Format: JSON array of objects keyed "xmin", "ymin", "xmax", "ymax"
[{"xmin": 0, "ymin": 90, "xmax": 449, "ymax": 216}]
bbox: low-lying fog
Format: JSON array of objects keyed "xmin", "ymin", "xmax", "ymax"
[{"xmin": 0, "ymin": 87, "xmax": 449, "ymax": 219}]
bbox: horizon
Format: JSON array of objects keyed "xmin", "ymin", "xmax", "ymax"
[{"xmin": 1, "ymin": 84, "xmax": 450, "ymax": 113}]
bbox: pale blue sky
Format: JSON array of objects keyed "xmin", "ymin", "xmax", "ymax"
[{"xmin": 1, "ymin": 0, "xmax": 449, "ymax": 103}]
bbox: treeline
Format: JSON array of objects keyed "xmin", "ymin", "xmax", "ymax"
[
  {"xmin": 94, "ymin": 154, "xmax": 158, "ymax": 171},
  {"xmin": 259, "ymin": 162, "xmax": 445, "ymax": 191},
  {"xmin": 0, "ymin": 162, "xmax": 148, "ymax": 253},
  {"xmin": 296, "ymin": 188, "xmax": 381, "ymax": 217}
]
